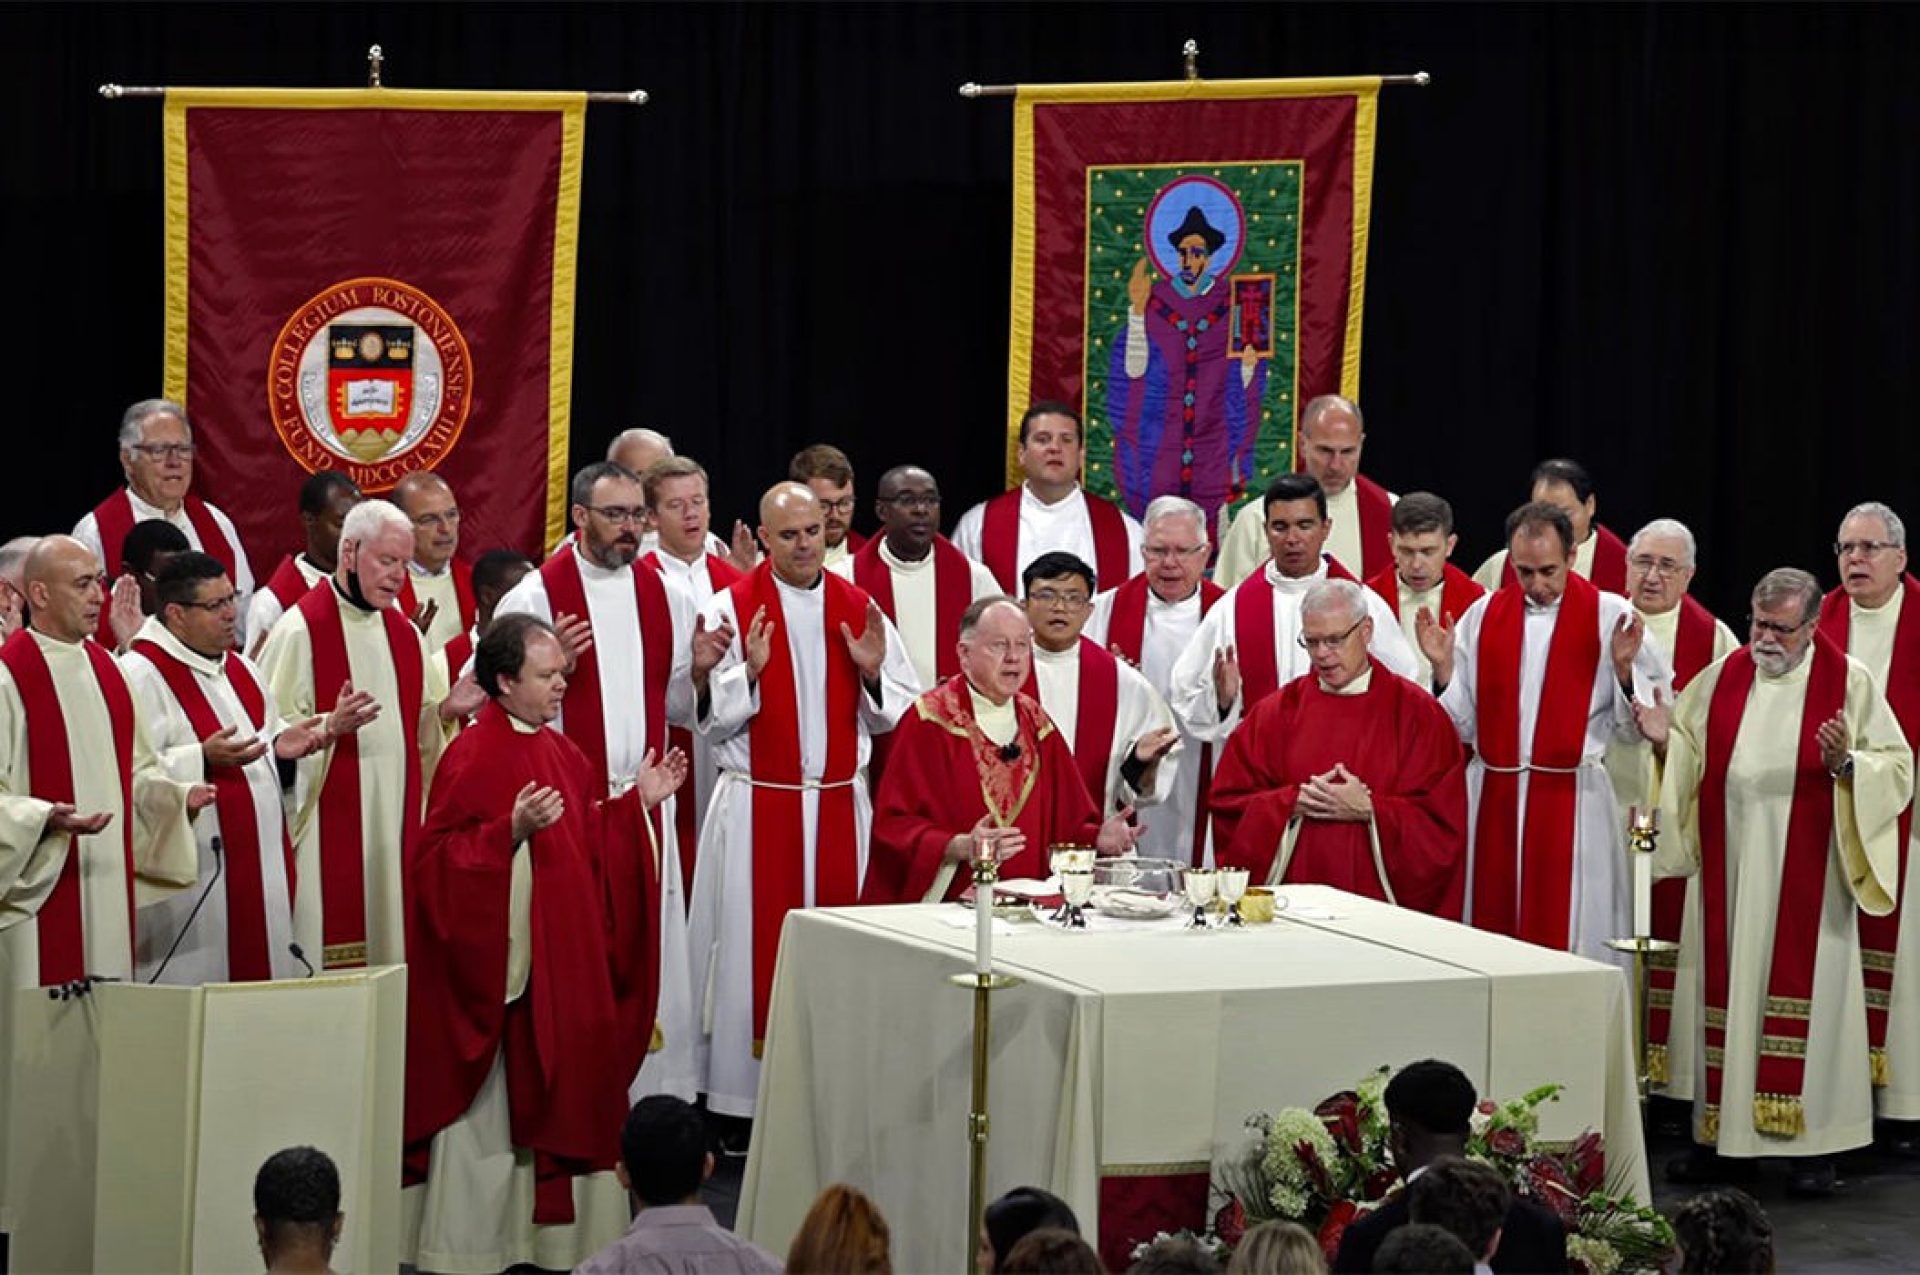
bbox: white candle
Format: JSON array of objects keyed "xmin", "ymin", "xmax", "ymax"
[
  {"xmin": 1629, "ymin": 806, "xmax": 1654, "ymax": 939},
  {"xmin": 975, "ymin": 868, "xmax": 993, "ymax": 976}
]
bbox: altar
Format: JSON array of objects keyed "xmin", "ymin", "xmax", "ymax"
[{"xmin": 736, "ymin": 886, "xmax": 1646, "ymax": 1271}]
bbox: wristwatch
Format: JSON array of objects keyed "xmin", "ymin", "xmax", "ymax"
[{"xmin": 1832, "ymin": 755, "xmax": 1856, "ymax": 781}]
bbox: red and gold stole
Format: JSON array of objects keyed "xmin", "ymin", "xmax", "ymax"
[
  {"xmin": 1471, "ymin": 574, "xmax": 1600, "ymax": 948},
  {"xmin": 129, "ymin": 639, "xmax": 293, "ymax": 981},
  {"xmin": 0, "ymin": 631, "xmax": 136, "ymax": 985},
  {"xmin": 914, "ymin": 676, "xmax": 1056, "ymax": 888},
  {"xmin": 1020, "ymin": 637, "xmax": 1120, "ymax": 811},
  {"xmin": 1698, "ymin": 635, "xmax": 1847, "ymax": 1140},
  {"xmin": 853, "ymin": 535, "xmax": 976, "ymax": 682},
  {"xmin": 731, "ymin": 563, "xmax": 870, "ymax": 1048},
  {"xmin": 1817, "ymin": 574, "xmax": 1920, "ymax": 1085},
  {"xmin": 91, "ymin": 490, "xmax": 240, "ymax": 647},
  {"xmin": 1233, "ymin": 558, "xmax": 1358, "ymax": 715},
  {"xmin": 299, "ymin": 583, "xmax": 424, "ymax": 968},
  {"xmin": 395, "ymin": 558, "xmax": 477, "ymax": 635},
  {"xmin": 980, "ymin": 486, "xmax": 1133, "ymax": 594}
]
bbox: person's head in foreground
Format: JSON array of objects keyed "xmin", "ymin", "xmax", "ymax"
[
  {"xmin": 617, "ymin": 1093, "xmax": 712, "ymax": 1208},
  {"xmin": 1128, "ymin": 1232, "xmax": 1221, "ymax": 1274},
  {"xmin": 1673, "ymin": 1187, "xmax": 1775, "ymax": 1274},
  {"xmin": 1409, "ymin": 1155, "xmax": 1510, "ymax": 1266},
  {"xmin": 253, "ymin": 1145, "xmax": 342, "ymax": 1274},
  {"xmin": 1002, "ymin": 1226, "xmax": 1105, "ymax": 1273},
  {"xmin": 1747, "ymin": 567, "xmax": 1822, "ymax": 677},
  {"xmin": 1225, "ymin": 1219, "xmax": 1326, "ymax": 1275},
  {"xmin": 980, "ymin": 1184, "xmax": 1081, "ymax": 1273},
  {"xmin": 1383, "ymin": 1058, "xmax": 1476, "ymax": 1179},
  {"xmin": 1373, "ymin": 1223, "xmax": 1476, "ymax": 1274},
  {"xmin": 786, "ymin": 1182, "xmax": 891, "ymax": 1274}
]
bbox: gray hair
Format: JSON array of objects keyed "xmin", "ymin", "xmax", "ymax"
[
  {"xmin": 0, "ymin": 536, "xmax": 39, "ymax": 589},
  {"xmin": 1751, "ymin": 567, "xmax": 1823, "ymax": 626},
  {"xmin": 338, "ymin": 499, "xmax": 413, "ymax": 550},
  {"xmin": 606, "ymin": 428, "xmax": 674, "ymax": 462},
  {"xmin": 1300, "ymin": 393, "xmax": 1363, "ymax": 438},
  {"xmin": 957, "ymin": 595, "xmax": 1022, "ymax": 640},
  {"xmin": 1300, "ymin": 578, "xmax": 1369, "ymax": 627},
  {"xmin": 1142, "ymin": 495, "xmax": 1209, "ymax": 546},
  {"xmin": 1628, "ymin": 518, "xmax": 1697, "ymax": 568},
  {"xmin": 1840, "ymin": 501, "xmax": 1906, "ymax": 549},
  {"xmin": 118, "ymin": 399, "xmax": 191, "ymax": 451}
]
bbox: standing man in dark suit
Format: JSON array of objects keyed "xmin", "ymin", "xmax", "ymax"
[{"xmin": 1333, "ymin": 1060, "xmax": 1569, "ymax": 1274}]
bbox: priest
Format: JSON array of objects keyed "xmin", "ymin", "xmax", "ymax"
[
  {"xmin": 1021, "ymin": 551, "xmax": 1177, "ymax": 815},
  {"xmin": 1472, "ymin": 458, "xmax": 1630, "ymax": 594},
  {"xmin": 393, "ymin": 471, "xmax": 475, "ymax": 657},
  {"xmin": 1640, "ymin": 567, "xmax": 1910, "ymax": 1196},
  {"xmin": 1421, "ymin": 502, "xmax": 1669, "ymax": 960},
  {"xmin": 1168, "ymin": 474, "xmax": 1415, "ymax": 750},
  {"xmin": 870, "ymin": 597, "xmax": 1140, "ymax": 902},
  {"xmin": 1210, "ymin": 580, "xmax": 1467, "ymax": 915},
  {"xmin": 1818, "ymin": 501, "xmax": 1920, "ymax": 1132},
  {"xmin": 257, "ymin": 500, "xmax": 478, "ymax": 970},
  {"xmin": 1364, "ymin": 492, "xmax": 1486, "ymax": 688},
  {"xmin": 125, "ymin": 552, "xmax": 339, "ymax": 984},
  {"xmin": 1215, "ymin": 394, "xmax": 1396, "ymax": 587},
  {"xmin": 403, "ymin": 612, "xmax": 688, "ymax": 1273},
  {"xmin": 789, "ymin": 443, "xmax": 868, "ymax": 568},
  {"xmin": 246, "ymin": 471, "xmax": 362, "ymax": 657},
  {"xmin": 1086, "ymin": 495, "xmax": 1226, "ymax": 865},
  {"xmin": 953, "ymin": 402, "xmax": 1143, "ymax": 593},
  {"xmin": 687, "ymin": 482, "xmax": 919, "ymax": 1119}
]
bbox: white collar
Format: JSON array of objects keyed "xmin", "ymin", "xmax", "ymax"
[
  {"xmin": 1317, "ymin": 666, "xmax": 1373, "ymax": 696},
  {"xmin": 135, "ymin": 615, "xmax": 225, "ymax": 675},
  {"xmin": 1032, "ymin": 641, "xmax": 1080, "ymax": 667},
  {"xmin": 571, "ymin": 541, "xmax": 633, "ymax": 583},
  {"xmin": 1021, "ymin": 482, "xmax": 1084, "ymax": 513},
  {"xmin": 1264, "ymin": 558, "xmax": 1329, "ymax": 594}
]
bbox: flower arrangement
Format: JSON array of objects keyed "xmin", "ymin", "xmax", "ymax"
[{"xmin": 1204, "ymin": 1068, "xmax": 1674, "ymax": 1273}]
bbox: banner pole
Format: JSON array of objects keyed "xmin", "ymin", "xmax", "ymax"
[{"xmin": 959, "ymin": 71, "xmax": 1430, "ymax": 98}]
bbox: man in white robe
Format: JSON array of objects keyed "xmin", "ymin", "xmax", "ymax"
[
  {"xmin": 246, "ymin": 471, "xmax": 362, "ymax": 658},
  {"xmin": 1471, "ymin": 457, "xmax": 1630, "ymax": 595},
  {"xmin": 689, "ymin": 482, "xmax": 919, "ymax": 1121},
  {"xmin": 1022, "ymin": 552, "xmax": 1177, "ymax": 817},
  {"xmin": 1214, "ymin": 394, "xmax": 1397, "ymax": 587},
  {"xmin": 495, "ymin": 460, "xmax": 716, "ymax": 1102},
  {"xmin": 1642, "ymin": 567, "xmax": 1910, "ymax": 1195},
  {"xmin": 123, "ymin": 552, "xmax": 337, "ymax": 984},
  {"xmin": 257, "ymin": 501, "xmax": 474, "ymax": 970},
  {"xmin": 392, "ymin": 471, "xmax": 474, "ymax": 656},
  {"xmin": 1087, "ymin": 496, "xmax": 1225, "ymax": 864},
  {"xmin": 1169, "ymin": 474, "xmax": 1415, "ymax": 749},
  {"xmin": 789, "ymin": 443, "xmax": 867, "ymax": 569},
  {"xmin": 1362, "ymin": 492, "xmax": 1486, "ymax": 689},
  {"xmin": 953, "ymin": 402, "xmax": 1144, "ymax": 593},
  {"xmin": 1419, "ymin": 502, "xmax": 1670, "ymax": 962}
]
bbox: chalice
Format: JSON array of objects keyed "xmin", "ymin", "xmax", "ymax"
[
  {"xmin": 1182, "ymin": 866, "xmax": 1217, "ymax": 929},
  {"xmin": 1059, "ymin": 867, "xmax": 1095, "ymax": 929},
  {"xmin": 1217, "ymin": 867, "xmax": 1251, "ymax": 926}
]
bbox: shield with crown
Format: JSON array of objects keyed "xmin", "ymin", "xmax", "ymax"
[{"xmin": 326, "ymin": 323, "xmax": 416, "ymax": 461}]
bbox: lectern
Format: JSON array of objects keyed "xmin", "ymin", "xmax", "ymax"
[{"xmin": 5, "ymin": 966, "xmax": 404, "ymax": 1273}]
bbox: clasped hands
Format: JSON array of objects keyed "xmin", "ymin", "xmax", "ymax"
[{"xmin": 1297, "ymin": 763, "xmax": 1372, "ymax": 822}]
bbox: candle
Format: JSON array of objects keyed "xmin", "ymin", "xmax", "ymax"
[
  {"xmin": 1629, "ymin": 806, "xmax": 1654, "ymax": 939},
  {"xmin": 975, "ymin": 856, "xmax": 993, "ymax": 976}
]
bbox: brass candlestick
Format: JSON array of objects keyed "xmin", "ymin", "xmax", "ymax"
[
  {"xmin": 949, "ymin": 843, "xmax": 1020, "ymax": 1272},
  {"xmin": 1606, "ymin": 808, "xmax": 1678, "ymax": 1106}
]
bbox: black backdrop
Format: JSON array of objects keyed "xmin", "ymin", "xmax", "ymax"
[{"xmin": 7, "ymin": 2, "xmax": 1919, "ymax": 619}]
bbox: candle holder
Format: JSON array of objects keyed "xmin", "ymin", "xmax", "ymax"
[
  {"xmin": 1606, "ymin": 807, "xmax": 1677, "ymax": 1108},
  {"xmin": 949, "ymin": 842, "xmax": 1021, "ymax": 1272}
]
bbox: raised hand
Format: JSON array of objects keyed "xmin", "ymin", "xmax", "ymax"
[
  {"xmin": 410, "ymin": 597, "xmax": 439, "ymax": 636},
  {"xmin": 743, "ymin": 606, "xmax": 775, "ymax": 681},
  {"xmin": 202, "ymin": 723, "xmax": 268, "ymax": 769},
  {"xmin": 439, "ymin": 669, "xmax": 487, "ymax": 722},
  {"xmin": 840, "ymin": 599, "xmax": 889, "ymax": 681},
  {"xmin": 273, "ymin": 714, "xmax": 331, "ymax": 761},
  {"xmin": 325, "ymin": 680, "xmax": 381, "ymax": 738},
  {"xmin": 1817, "ymin": 712, "xmax": 1852, "ymax": 776},
  {"xmin": 1632, "ymin": 687, "xmax": 1671, "ymax": 753},
  {"xmin": 947, "ymin": 813, "xmax": 1027, "ymax": 865},
  {"xmin": 1415, "ymin": 606, "xmax": 1456, "ymax": 686},
  {"xmin": 691, "ymin": 612, "xmax": 734, "ymax": 681},
  {"xmin": 1610, "ymin": 611, "xmax": 1646, "ymax": 683},
  {"xmin": 1095, "ymin": 807, "xmax": 1141, "ymax": 855},
  {"xmin": 1128, "ymin": 258, "xmax": 1152, "ymax": 314},
  {"xmin": 47, "ymin": 803, "xmax": 112, "ymax": 835},
  {"xmin": 108, "ymin": 574, "xmax": 144, "ymax": 649},
  {"xmin": 728, "ymin": 519, "xmax": 760, "ymax": 574},
  {"xmin": 186, "ymin": 784, "xmax": 218, "ymax": 814},
  {"xmin": 1212, "ymin": 644, "xmax": 1242, "ymax": 715},
  {"xmin": 510, "ymin": 782, "xmax": 566, "ymax": 842},
  {"xmin": 551, "ymin": 612, "xmax": 594, "ymax": 673},
  {"xmin": 1132, "ymin": 726, "xmax": 1180, "ymax": 766},
  {"xmin": 635, "ymin": 746, "xmax": 690, "ymax": 809}
]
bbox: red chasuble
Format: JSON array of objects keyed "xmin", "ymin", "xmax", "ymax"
[
  {"xmin": 1233, "ymin": 557, "xmax": 1359, "ymax": 715},
  {"xmin": 1697, "ymin": 636, "xmax": 1847, "ymax": 1140},
  {"xmin": 0, "ymin": 631, "xmax": 137, "ymax": 985},
  {"xmin": 979, "ymin": 486, "xmax": 1133, "ymax": 594},
  {"xmin": 1210, "ymin": 667, "xmax": 1468, "ymax": 917},
  {"xmin": 853, "ymin": 535, "xmax": 977, "ymax": 683},
  {"xmin": 298, "ymin": 583, "xmax": 424, "ymax": 968},
  {"xmin": 1818, "ymin": 574, "xmax": 1920, "ymax": 1083},
  {"xmin": 127, "ymin": 639, "xmax": 293, "ymax": 981},
  {"xmin": 1364, "ymin": 562, "xmax": 1485, "ymax": 629},
  {"xmin": 90, "ymin": 490, "xmax": 241, "ymax": 647},
  {"xmin": 403, "ymin": 701, "xmax": 658, "ymax": 1224},
  {"xmin": 1501, "ymin": 523, "xmax": 1629, "ymax": 594},
  {"xmin": 1471, "ymin": 573, "xmax": 1602, "ymax": 949},
  {"xmin": 1020, "ymin": 637, "xmax": 1120, "ymax": 811},
  {"xmin": 869, "ymin": 677, "xmax": 1105, "ymax": 903},
  {"xmin": 395, "ymin": 559, "xmax": 477, "ymax": 635}
]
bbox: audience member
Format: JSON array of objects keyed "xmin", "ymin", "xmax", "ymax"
[
  {"xmin": 981, "ymin": 1185, "xmax": 1081, "ymax": 1274},
  {"xmin": 785, "ymin": 1183, "xmax": 891, "ymax": 1274},
  {"xmin": 1672, "ymin": 1188, "xmax": 1775, "ymax": 1274},
  {"xmin": 1002, "ymin": 1226, "xmax": 1105, "ymax": 1274},
  {"xmin": 1128, "ymin": 1233, "xmax": 1221, "ymax": 1274},
  {"xmin": 1409, "ymin": 1156, "xmax": 1509, "ymax": 1270},
  {"xmin": 1372, "ymin": 1224, "xmax": 1474, "ymax": 1275},
  {"xmin": 253, "ymin": 1145, "xmax": 343, "ymax": 1275},
  {"xmin": 1225, "ymin": 1220, "xmax": 1325, "ymax": 1275}
]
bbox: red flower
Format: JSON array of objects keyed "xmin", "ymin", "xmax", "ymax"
[
  {"xmin": 1524, "ymin": 1154, "xmax": 1582, "ymax": 1227},
  {"xmin": 1568, "ymin": 1130, "xmax": 1607, "ymax": 1195},
  {"xmin": 1214, "ymin": 1196, "xmax": 1248, "ymax": 1249},
  {"xmin": 1487, "ymin": 1127, "xmax": 1528, "ymax": 1158},
  {"xmin": 1317, "ymin": 1200, "xmax": 1359, "ymax": 1263},
  {"xmin": 1315, "ymin": 1091, "xmax": 1365, "ymax": 1156},
  {"xmin": 1296, "ymin": 1140, "xmax": 1338, "ymax": 1199},
  {"xmin": 1477, "ymin": 1100, "xmax": 1498, "ymax": 1115},
  {"xmin": 1363, "ymin": 1165, "xmax": 1401, "ymax": 1201}
]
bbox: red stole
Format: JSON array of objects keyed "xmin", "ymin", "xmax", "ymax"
[
  {"xmin": 853, "ymin": 535, "xmax": 976, "ymax": 682},
  {"xmin": 731, "ymin": 563, "xmax": 870, "ymax": 1045},
  {"xmin": 1471, "ymin": 574, "xmax": 1601, "ymax": 949},
  {"xmin": 90, "ymin": 490, "xmax": 240, "ymax": 647},
  {"xmin": 1233, "ymin": 558, "xmax": 1358, "ymax": 714},
  {"xmin": 1817, "ymin": 575, "xmax": 1920, "ymax": 1081},
  {"xmin": 1501, "ymin": 524, "xmax": 1629, "ymax": 594},
  {"xmin": 0, "ymin": 631, "xmax": 137, "ymax": 985},
  {"xmin": 1698, "ymin": 636, "xmax": 1846, "ymax": 1140},
  {"xmin": 845, "ymin": 529, "xmax": 868, "ymax": 554},
  {"xmin": 1365, "ymin": 562, "xmax": 1485, "ymax": 629},
  {"xmin": 1106, "ymin": 575, "xmax": 1225, "ymax": 864},
  {"xmin": 979, "ymin": 486, "xmax": 1132, "ymax": 594},
  {"xmin": 298, "ymin": 583, "xmax": 424, "ymax": 967},
  {"xmin": 1021, "ymin": 638, "xmax": 1121, "ymax": 811},
  {"xmin": 395, "ymin": 559, "xmax": 477, "ymax": 634},
  {"xmin": 129, "ymin": 639, "xmax": 293, "ymax": 981},
  {"xmin": 1352, "ymin": 475, "xmax": 1394, "ymax": 580},
  {"xmin": 440, "ymin": 632, "xmax": 474, "ymax": 683},
  {"xmin": 538, "ymin": 549, "xmax": 672, "ymax": 790},
  {"xmin": 263, "ymin": 555, "xmax": 314, "ymax": 610}
]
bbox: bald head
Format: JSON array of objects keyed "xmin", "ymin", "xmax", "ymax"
[
  {"xmin": 957, "ymin": 597, "xmax": 1031, "ymax": 704},
  {"xmin": 608, "ymin": 428, "xmax": 674, "ymax": 477},
  {"xmin": 391, "ymin": 471, "xmax": 461, "ymax": 571},
  {"xmin": 24, "ymin": 536, "xmax": 104, "ymax": 643},
  {"xmin": 758, "ymin": 482, "xmax": 825, "ymax": 587},
  {"xmin": 876, "ymin": 465, "xmax": 932, "ymax": 500}
]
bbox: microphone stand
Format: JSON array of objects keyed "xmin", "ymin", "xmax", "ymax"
[{"xmin": 148, "ymin": 835, "xmax": 222, "ymax": 984}]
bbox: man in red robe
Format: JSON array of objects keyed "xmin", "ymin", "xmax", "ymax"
[
  {"xmin": 870, "ymin": 597, "xmax": 1138, "ymax": 903},
  {"xmin": 403, "ymin": 612, "xmax": 687, "ymax": 1272},
  {"xmin": 1211, "ymin": 579, "xmax": 1468, "ymax": 915}
]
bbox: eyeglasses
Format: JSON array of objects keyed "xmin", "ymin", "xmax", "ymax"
[
  {"xmin": 883, "ymin": 494, "xmax": 941, "ymax": 511},
  {"xmin": 177, "ymin": 592, "xmax": 239, "ymax": 613},
  {"xmin": 1628, "ymin": 555, "xmax": 1687, "ymax": 576},
  {"xmin": 1297, "ymin": 619, "xmax": 1367, "ymax": 651},
  {"xmin": 817, "ymin": 497, "xmax": 857, "ymax": 515},
  {"xmin": 1746, "ymin": 613, "xmax": 1812, "ymax": 638},
  {"xmin": 1143, "ymin": 544, "xmax": 1207, "ymax": 562},
  {"xmin": 1834, "ymin": 540, "xmax": 1900, "ymax": 558},
  {"xmin": 1028, "ymin": 589, "xmax": 1090, "ymax": 610},
  {"xmin": 585, "ymin": 505, "xmax": 646, "ymax": 525},
  {"xmin": 130, "ymin": 443, "xmax": 195, "ymax": 462},
  {"xmin": 412, "ymin": 509, "xmax": 461, "ymax": 530}
]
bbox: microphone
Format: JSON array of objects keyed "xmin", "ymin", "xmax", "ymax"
[
  {"xmin": 148, "ymin": 835, "xmax": 223, "ymax": 985},
  {"xmin": 998, "ymin": 742, "xmax": 1022, "ymax": 763},
  {"xmin": 288, "ymin": 942, "xmax": 316, "ymax": 979}
]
